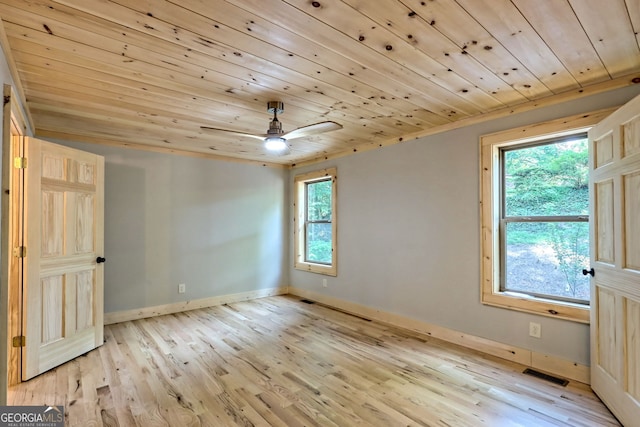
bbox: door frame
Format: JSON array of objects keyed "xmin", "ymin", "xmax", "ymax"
[{"xmin": 2, "ymin": 84, "xmax": 29, "ymax": 403}]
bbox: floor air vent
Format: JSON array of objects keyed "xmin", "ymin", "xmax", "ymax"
[
  {"xmin": 523, "ymin": 368, "xmax": 569, "ymax": 386},
  {"xmin": 300, "ymin": 299, "xmax": 315, "ymax": 304}
]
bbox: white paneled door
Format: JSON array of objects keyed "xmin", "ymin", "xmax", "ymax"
[
  {"xmin": 589, "ymin": 94, "xmax": 640, "ymax": 425},
  {"xmin": 19, "ymin": 137, "xmax": 104, "ymax": 380}
]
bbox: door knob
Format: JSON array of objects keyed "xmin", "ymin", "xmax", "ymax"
[
  {"xmin": 96, "ymin": 256, "xmax": 106, "ymax": 264},
  {"xmin": 582, "ymin": 268, "xmax": 594, "ymax": 277}
]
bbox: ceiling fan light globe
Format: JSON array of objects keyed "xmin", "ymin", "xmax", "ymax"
[{"xmin": 265, "ymin": 137, "xmax": 287, "ymax": 151}]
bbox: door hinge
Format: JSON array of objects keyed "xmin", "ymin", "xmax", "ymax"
[
  {"xmin": 14, "ymin": 157, "xmax": 27, "ymax": 169},
  {"xmin": 12, "ymin": 336, "xmax": 25, "ymax": 348},
  {"xmin": 13, "ymin": 246, "xmax": 26, "ymax": 258}
]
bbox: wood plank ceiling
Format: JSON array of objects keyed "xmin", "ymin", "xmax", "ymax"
[{"xmin": 1, "ymin": 0, "xmax": 640, "ymax": 166}]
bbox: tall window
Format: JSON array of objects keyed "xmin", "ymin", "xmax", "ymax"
[
  {"xmin": 501, "ymin": 136, "xmax": 589, "ymax": 304},
  {"xmin": 305, "ymin": 178, "xmax": 333, "ymax": 264},
  {"xmin": 480, "ymin": 110, "xmax": 610, "ymax": 323},
  {"xmin": 294, "ymin": 168, "xmax": 337, "ymax": 275}
]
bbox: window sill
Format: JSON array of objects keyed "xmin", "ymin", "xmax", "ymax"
[
  {"xmin": 482, "ymin": 291, "xmax": 590, "ymax": 323},
  {"xmin": 294, "ymin": 261, "xmax": 336, "ymax": 276}
]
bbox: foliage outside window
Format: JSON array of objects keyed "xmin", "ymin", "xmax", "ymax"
[
  {"xmin": 294, "ymin": 168, "xmax": 337, "ymax": 276},
  {"xmin": 479, "ymin": 111, "xmax": 608, "ymax": 323}
]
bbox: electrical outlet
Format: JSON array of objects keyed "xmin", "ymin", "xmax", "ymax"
[
  {"xmin": 322, "ymin": 278, "xmax": 327, "ymax": 288},
  {"xmin": 178, "ymin": 283, "xmax": 186, "ymax": 294},
  {"xmin": 529, "ymin": 322, "xmax": 541, "ymax": 338}
]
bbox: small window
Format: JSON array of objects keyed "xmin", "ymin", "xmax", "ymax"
[
  {"xmin": 479, "ymin": 111, "xmax": 609, "ymax": 323},
  {"xmin": 294, "ymin": 168, "xmax": 337, "ymax": 275}
]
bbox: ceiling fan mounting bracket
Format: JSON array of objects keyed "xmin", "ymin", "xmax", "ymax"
[{"xmin": 267, "ymin": 101, "xmax": 284, "ymax": 115}]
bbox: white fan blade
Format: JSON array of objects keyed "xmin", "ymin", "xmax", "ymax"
[
  {"xmin": 282, "ymin": 121, "xmax": 342, "ymax": 140},
  {"xmin": 200, "ymin": 126, "xmax": 267, "ymax": 141},
  {"xmin": 273, "ymin": 146, "xmax": 291, "ymax": 156}
]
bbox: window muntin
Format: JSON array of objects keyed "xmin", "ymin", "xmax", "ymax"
[
  {"xmin": 499, "ymin": 136, "xmax": 590, "ymax": 304},
  {"xmin": 294, "ymin": 168, "xmax": 337, "ymax": 276}
]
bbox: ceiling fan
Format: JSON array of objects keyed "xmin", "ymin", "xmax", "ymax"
[{"xmin": 200, "ymin": 101, "xmax": 342, "ymax": 154}]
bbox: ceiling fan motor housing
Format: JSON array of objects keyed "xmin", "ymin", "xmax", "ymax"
[
  {"xmin": 267, "ymin": 101, "xmax": 285, "ymax": 136},
  {"xmin": 267, "ymin": 116, "xmax": 284, "ymax": 136}
]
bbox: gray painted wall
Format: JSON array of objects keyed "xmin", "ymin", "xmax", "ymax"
[
  {"xmin": 290, "ymin": 84, "xmax": 640, "ymax": 366},
  {"xmin": 55, "ymin": 142, "xmax": 290, "ymax": 313}
]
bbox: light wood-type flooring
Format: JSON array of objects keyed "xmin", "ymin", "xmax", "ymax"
[{"xmin": 8, "ymin": 296, "xmax": 620, "ymax": 426}]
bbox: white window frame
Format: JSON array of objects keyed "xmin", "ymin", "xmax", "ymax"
[
  {"xmin": 480, "ymin": 110, "xmax": 612, "ymax": 323},
  {"xmin": 294, "ymin": 167, "xmax": 337, "ymax": 276}
]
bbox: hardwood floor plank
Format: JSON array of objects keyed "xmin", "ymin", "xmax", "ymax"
[
  {"xmin": 8, "ymin": 296, "xmax": 620, "ymax": 426},
  {"xmin": 234, "ymin": 387, "xmax": 291, "ymax": 427}
]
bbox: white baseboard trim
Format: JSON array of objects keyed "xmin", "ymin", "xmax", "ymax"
[
  {"xmin": 104, "ymin": 286, "xmax": 289, "ymax": 325},
  {"xmin": 288, "ymin": 287, "xmax": 590, "ymax": 385}
]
